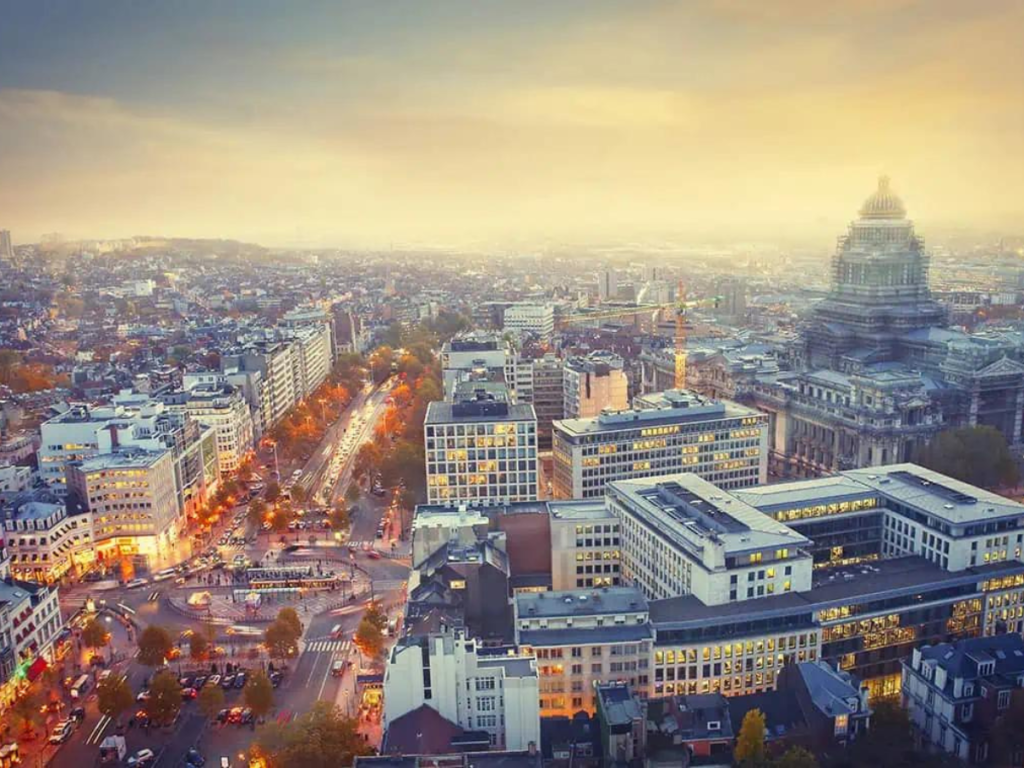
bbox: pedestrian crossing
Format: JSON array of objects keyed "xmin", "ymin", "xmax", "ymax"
[
  {"xmin": 304, "ymin": 638, "xmax": 352, "ymax": 654},
  {"xmin": 345, "ymin": 540, "xmax": 377, "ymax": 550}
]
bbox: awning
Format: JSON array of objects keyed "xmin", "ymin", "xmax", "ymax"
[{"xmin": 26, "ymin": 656, "xmax": 48, "ymax": 682}]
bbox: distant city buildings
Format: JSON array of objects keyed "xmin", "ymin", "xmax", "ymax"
[
  {"xmin": 0, "ymin": 230, "xmax": 13, "ymax": 262},
  {"xmin": 503, "ymin": 303, "xmax": 554, "ymax": 344}
]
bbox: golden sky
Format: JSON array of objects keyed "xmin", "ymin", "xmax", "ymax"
[{"xmin": 1, "ymin": 1, "xmax": 1022, "ymax": 248}]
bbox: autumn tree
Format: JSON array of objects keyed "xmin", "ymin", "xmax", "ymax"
[
  {"xmin": 254, "ymin": 701, "xmax": 372, "ymax": 768},
  {"xmin": 9, "ymin": 691, "xmax": 44, "ymax": 736},
  {"xmin": 145, "ymin": 670, "xmax": 182, "ymax": 726},
  {"xmin": 198, "ymin": 684, "xmax": 225, "ymax": 719},
  {"xmin": 354, "ymin": 602, "xmax": 388, "ymax": 661},
  {"xmin": 189, "ymin": 631, "xmax": 210, "ymax": 662},
  {"xmin": 276, "ymin": 607, "xmax": 303, "ymax": 639},
  {"xmin": 264, "ymin": 619, "xmax": 300, "ymax": 662},
  {"xmin": 734, "ymin": 708, "xmax": 767, "ymax": 768},
  {"xmin": 265, "ymin": 481, "xmax": 281, "ymax": 503},
  {"xmin": 97, "ymin": 674, "xmax": 134, "ymax": 721},
  {"xmin": 247, "ymin": 498, "xmax": 268, "ymax": 528},
  {"xmin": 137, "ymin": 624, "xmax": 174, "ymax": 667},
  {"xmin": 81, "ymin": 617, "xmax": 111, "ymax": 661},
  {"xmin": 329, "ymin": 504, "xmax": 350, "ymax": 533},
  {"xmin": 244, "ymin": 670, "xmax": 275, "ymax": 719}
]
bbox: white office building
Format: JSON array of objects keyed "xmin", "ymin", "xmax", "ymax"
[
  {"xmin": 161, "ymin": 383, "xmax": 254, "ymax": 477},
  {"xmin": 503, "ymin": 304, "xmax": 555, "ymax": 344},
  {"xmin": 552, "ymin": 390, "xmax": 768, "ymax": 499},
  {"xmin": 606, "ymin": 473, "xmax": 813, "ymax": 605},
  {"xmin": 2, "ymin": 501, "xmax": 94, "ymax": 583},
  {"xmin": 548, "ymin": 500, "xmax": 622, "ymax": 590},
  {"xmin": 383, "ymin": 630, "xmax": 541, "ymax": 751}
]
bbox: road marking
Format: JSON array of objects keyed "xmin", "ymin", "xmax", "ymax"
[
  {"xmin": 86, "ymin": 714, "xmax": 111, "ymax": 745},
  {"xmin": 304, "ymin": 639, "xmax": 352, "ymax": 653},
  {"xmin": 148, "ymin": 591, "xmax": 160, "ymax": 602}
]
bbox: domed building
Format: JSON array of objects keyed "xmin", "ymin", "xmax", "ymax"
[{"xmin": 746, "ymin": 178, "xmax": 1024, "ymax": 481}]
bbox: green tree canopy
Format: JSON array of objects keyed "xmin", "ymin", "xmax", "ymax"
[
  {"xmin": 264, "ymin": 619, "xmax": 300, "ymax": 661},
  {"xmin": 914, "ymin": 425, "xmax": 1020, "ymax": 489},
  {"xmin": 9, "ymin": 691, "xmax": 43, "ymax": 736},
  {"xmin": 144, "ymin": 670, "xmax": 182, "ymax": 726},
  {"xmin": 137, "ymin": 624, "xmax": 174, "ymax": 667},
  {"xmin": 198, "ymin": 684, "xmax": 225, "ymax": 719},
  {"xmin": 734, "ymin": 709, "xmax": 766, "ymax": 768},
  {"xmin": 253, "ymin": 701, "xmax": 372, "ymax": 768},
  {"xmin": 244, "ymin": 670, "xmax": 275, "ymax": 719},
  {"xmin": 97, "ymin": 674, "xmax": 134, "ymax": 721}
]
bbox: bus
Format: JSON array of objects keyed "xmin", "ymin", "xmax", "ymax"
[
  {"xmin": 70, "ymin": 674, "xmax": 90, "ymax": 700},
  {"xmin": 225, "ymin": 625, "xmax": 264, "ymax": 638},
  {"xmin": 152, "ymin": 568, "xmax": 176, "ymax": 582}
]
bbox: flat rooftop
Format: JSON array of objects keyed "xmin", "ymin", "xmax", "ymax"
[
  {"xmin": 547, "ymin": 500, "xmax": 612, "ymax": 521},
  {"xmin": 554, "ymin": 397, "xmax": 758, "ymax": 438},
  {"xmin": 649, "ymin": 557, "xmax": 1024, "ymax": 628},
  {"xmin": 733, "ymin": 475, "xmax": 878, "ymax": 510},
  {"xmin": 609, "ymin": 474, "xmax": 809, "ymax": 556},
  {"xmin": 77, "ymin": 449, "xmax": 167, "ymax": 471},
  {"xmin": 516, "ymin": 586, "xmax": 648, "ymax": 618}
]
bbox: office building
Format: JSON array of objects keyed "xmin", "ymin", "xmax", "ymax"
[
  {"xmin": 607, "ymin": 474, "xmax": 812, "ymax": 605},
  {"xmin": 547, "ymin": 500, "xmax": 621, "ymax": 590},
  {"xmin": 425, "ymin": 383, "xmax": 538, "ymax": 505},
  {"xmin": 222, "ymin": 341, "xmax": 300, "ymax": 430},
  {"xmin": 383, "ymin": 630, "xmax": 541, "ymax": 751},
  {"xmin": 513, "ymin": 587, "xmax": 652, "ymax": 717},
  {"xmin": 552, "ymin": 390, "xmax": 768, "ymax": 499},
  {"xmin": 66, "ymin": 448, "xmax": 182, "ymax": 565},
  {"xmin": 0, "ymin": 464, "xmax": 32, "ymax": 506},
  {"xmin": 2, "ymin": 499, "xmax": 93, "ymax": 583},
  {"xmin": 503, "ymin": 304, "xmax": 555, "ymax": 344},
  {"xmin": 160, "ymin": 382, "xmax": 254, "ymax": 477},
  {"xmin": 562, "ymin": 352, "xmax": 629, "ymax": 420},
  {"xmin": 598, "ymin": 270, "xmax": 618, "ymax": 301},
  {"xmin": 902, "ymin": 634, "xmax": 1024, "ymax": 764},
  {"xmin": 530, "ymin": 355, "xmax": 564, "ymax": 449}
]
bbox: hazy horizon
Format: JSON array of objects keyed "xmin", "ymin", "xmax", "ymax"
[{"xmin": 2, "ymin": 1, "xmax": 1023, "ymax": 249}]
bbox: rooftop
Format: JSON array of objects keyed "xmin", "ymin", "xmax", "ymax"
[
  {"xmin": 547, "ymin": 500, "xmax": 612, "ymax": 522},
  {"xmin": 516, "ymin": 586, "xmax": 648, "ymax": 619},
  {"xmin": 77, "ymin": 448, "xmax": 168, "ymax": 471},
  {"xmin": 733, "ymin": 475, "xmax": 879, "ymax": 511},
  {"xmin": 555, "ymin": 394, "xmax": 757, "ymax": 437},
  {"xmin": 426, "ymin": 383, "xmax": 536, "ymax": 424}
]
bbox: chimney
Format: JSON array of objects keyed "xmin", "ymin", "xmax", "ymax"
[{"xmin": 527, "ymin": 741, "xmax": 537, "ymax": 756}]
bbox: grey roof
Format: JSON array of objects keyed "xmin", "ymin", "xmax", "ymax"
[
  {"xmin": 796, "ymin": 661, "xmax": 861, "ymax": 718},
  {"xmin": 554, "ymin": 398, "xmax": 757, "ymax": 438},
  {"xmin": 425, "ymin": 400, "xmax": 536, "ymax": 425},
  {"xmin": 595, "ymin": 684, "xmax": 643, "ymax": 726},
  {"xmin": 516, "ymin": 587, "xmax": 647, "ymax": 618},
  {"xmin": 547, "ymin": 500, "xmax": 613, "ymax": 521},
  {"xmin": 917, "ymin": 633, "xmax": 1024, "ymax": 694},
  {"xmin": 733, "ymin": 475, "xmax": 876, "ymax": 510}
]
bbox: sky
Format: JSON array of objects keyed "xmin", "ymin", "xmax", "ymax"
[{"xmin": 1, "ymin": 0, "xmax": 1023, "ymax": 249}]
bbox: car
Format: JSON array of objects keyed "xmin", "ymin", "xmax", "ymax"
[
  {"xmin": 220, "ymin": 674, "xmax": 235, "ymax": 689},
  {"xmin": 215, "ymin": 709, "xmax": 229, "ymax": 724},
  {"xmin": 48, "ymin": 721, "xmax": 74, "ymax": 744},
  {"xmin": 366, "ymin": 550, "xmax": 381, "ymax": 560},
  {"xmin": 136, "ymin": 690, "xmax": 150, "ymax": 703},
  {"xmin": 331, "ymin": 660, "xmax": 345, "ymax": 677},
  {"xmin": 179, "ymin": 676, "xmax": 193, "ymax": 688},
  {"xmin": 330, "ymin": 624, "xmax": 344, "ymax": 639},
  {"xmin": 166, "ymin": 647, "xmax": 181, "ymax": 660},
  {"xmin": 133, "ymin": 710, "xmax": 150, "ymax": 728},
  {"xmin": 269, "ymin": 671, "xmax": 282, "ymax": 688},
  {"xmin": 233, "ymin": 673, "xmax": 246, "ymax": 689},
  {"xmin": 185, "ymin": 749, "xmax": 206, "ymax": 767},
  {"xmin": 181, "ymin": 687, "xmax": 197, "ymax": 700},
  {"xmin": 69, "ymin": 706, "xmax": 86, "ymax": 723},
  {"xmin": 206, "ymin": 675, "xmax": 221, "ymax": 687},
  {"xmin": 192, "ymin": 676, "xmax": 206, "ymax": 689},
  {"xmin": 126, "ymin": 749, "xmax": 156, "ymax": 767},
  {"xmin": 125, "ymin": 577, "xmax": 149, "ymax": 589},
  {"xmin": 240, "ymin": 708, "xmax": 254, "ymax": 725},
  {"xmin": 227, "ymin": 707, "xmax": 244, "ymax": 724}
]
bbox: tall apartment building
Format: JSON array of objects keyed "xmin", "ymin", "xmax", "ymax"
[
  {"xmin": 284, "ymin": 322, "xmax": 334, "ymax": 399},
  {"xmin": 598, "ymin": 269, "xmax": 618, "ymax": 301},
  {"xmin": 0, "ymin": 230, "xmax": 12, "ymax": 262},
  {"xmin": 607, "ymin": 474, "xmax": 813, "ymax": 605},
  {"xmin": 902, "ymin": 634, "xmax": 1024, "ymax": 764},
  {"xmin": 552, "ymin": 390, "xmax": 768, "ymax": 499},
  {"xmin": 548, "ymin": 500, "xmax": 622, "ymax": 590},
  {"xmin": 384, "ymin": 630, "xmax": 541, "ymax": 751},
  {"xmin": 66, "ymin": 448, "xmax": 181, "ymax": 565},
  {"xmin": 222, "ymin": 342, "xmax": 299, "ymax": 430},
  {"xmin": 530, "ymin": 355, "xmax": 564, "ymax": 449},
  {"xmin": 160, "ymin": 382, "xmax": 254, "ymax": 477},
  {"xmin": 2, "ymin": 499, "xmax": 94, "ymax": 582},
  {"xmin": 562, "ymin": 352, "xmax": 629, "ymax": 420},
  {"xmin": 503, "ymin": 304, "xmax": 555, "ymax": 344},
  {"xmin": 425, "ymin": 383, "xmax": 539, "ymax": 505},
  {"xmin": 513, "ymin": 587, "xmax": 652, "ymax": 718}
]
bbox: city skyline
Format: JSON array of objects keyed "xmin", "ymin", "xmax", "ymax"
[{"xmin": 2, "ymin": 1, "xmax": 1023, "ymax": 248}]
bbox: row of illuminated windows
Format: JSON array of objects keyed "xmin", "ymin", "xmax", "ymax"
[
  {"xmin": 653, "ymin": 633, "xmax": 816, "ymax": 666},
  {"xmin": 770, "ymin": 497, "xmax": 878, "ymax": 522}
]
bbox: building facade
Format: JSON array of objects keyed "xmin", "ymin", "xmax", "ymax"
[
  {"xmin": 552, "ymin": 390, "xmax": 768, "ymax": 499},
  {"xmin": 503, "ymin": 304, "xmax": 555, "ymax": 344},
  {"xmin": 2, "ymin": 501, "xmax": 93, "ymax": 582},
  {"xmin": 562, "ymin": 353, "xmax": 629, "ymax": 420},
  {"xmin": 548, "ymin": 500, "xmax": 622, "ymax": 591},
  {"xmin": 425, "ymin": 383, "xmax": 539, "ymax": 505}
]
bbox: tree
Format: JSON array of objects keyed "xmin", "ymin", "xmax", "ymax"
[
  {"xmin": 276, "ymin": 607, "xmax": 303, "ymax": 639},
  {"xmin": 254, "ymin": 700, "xmax": 373, "ymax": 768},
  {"xmin": 198, "ymin": 684, "xmax": 225, "ymax": 720},
  {"xmin": 847, "ymin": 699, "xmax": 914, "ymax": 768},
  {"xmin": 265, "ymin": 481, "xmax": 281, "ymax": 503},
  {"xmin": 264, "ymin": 620, "xmax": 300, "ymax": 661},
  {"xmin": 329, "ymin": 504, "xmax": 350, "ymax": 533},
  {"xmin": 354, "ymin": 604, "xmax": 387, "ymax": 661},
  {"xmin": 344, "ymin": 484, "xmax": 361, "ymax": 504},
  {"xmin": 145, "ymin": 670, "xmax": 182, "ymax": 726},
  {"xmin": 775, "ymin": 746, "xmax": 818, "ymax": 768},
  {"xmin": 189, "ymin": 631, "xmax": 210, "ymax": 662},
  {"xmin": 137, "ymin": 624, "xmax": 174, "ymax": 667},
  {"xmin": 914, "ymin": 425, "xmax": 1020, "ymax": 489},
  {"xmin": 247, "ymin": 499, "xmax": 267, "ymax": 528},
  {"xmin": 353, "ymin": 443, "xmax": 382, "ymax": 482},
  {"xmin": 82, "ymin": 617, "xmax": 111, "ymax": 660},
  {"xmin": 0, "ymin": 349, "xmax": 21, "ymax": 386},
  {"xmin": 734, "ymin": 708, "xmax": 766, "ymax": 768},
  {"xmin": 291, "ymin": 484, "xmax": 308, "ymax": 504},
  {"xmin": 9, "ymin": 691, "xmax": 43, "ymax": 736},
  {"xmin": 363, "ymin": 601, "xmax": 388, "ymax": 632},
  {"xmin": 244, "ymin": 670, "xmax": 275, "ymax": 719},
  {"xmin": 97, "ymin": 674, "xmax": 134, "ymax": 721}
]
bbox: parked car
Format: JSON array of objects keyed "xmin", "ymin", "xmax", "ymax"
[
  {"xmin": 233, "ymin": 673, "xmax": 246, "ymax": 689},
  {"xmin": 181, "ymin": 687, "xmax": 198, "ymax": 700},
  {"xmin": 215, "ymin": 709, "xmax": 229, "ymax": 724},
  {"xmin": 69, "ymin": 706, "xmax": 86, "ymax": 723},
  {"xmin": 126, "ymin": 749, "xmax": 155, "ymax": 767},
  {"xmin": 48, "ymin": 721, "xmax": 75, "ymax": 745},
  {"xmin": 220, "ymin": 674, "xmax": 235, "ymax": 689},
  {"xmin": 185, "ymin": 748, "xmax": 206, "ymax": 767},
  {"xmin": 206, "ymin": 675, "xmax": 221, "ymax": 687}
]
